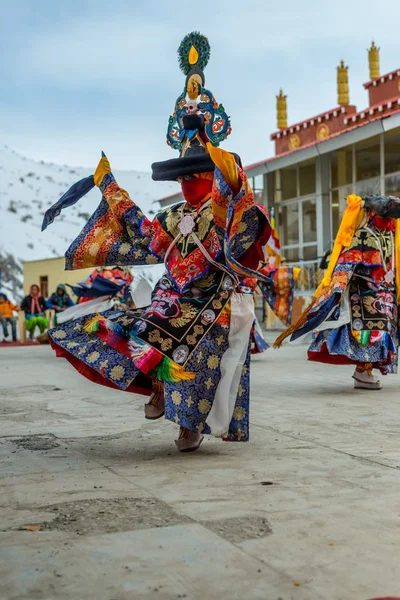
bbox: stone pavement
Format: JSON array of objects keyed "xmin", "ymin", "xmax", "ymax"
[{"xmin": 1, "ymin": 343, "xmax": 400, "ymax": 600}]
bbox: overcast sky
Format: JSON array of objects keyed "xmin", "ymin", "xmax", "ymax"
[{"xmin": 2, "ymin": 0, "xmax": 400, "ymax": 172}]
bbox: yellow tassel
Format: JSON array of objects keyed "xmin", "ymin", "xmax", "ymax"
[{"xmin": 170, "ymin": 362, "xmax": 195, "ymax": 381}]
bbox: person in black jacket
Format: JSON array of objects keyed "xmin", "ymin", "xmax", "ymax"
[
  {"xmin": 21, "ymin": 285, "xmax": 48, "ymax": 339},
  {"xmin": 46, "ymin": 284, "xmax": 74, "ymax": 325}
]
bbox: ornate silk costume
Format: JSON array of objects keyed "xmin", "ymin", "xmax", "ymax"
[
  {"xmin": 276, "ymin": 193, "xmax": 400, "ymax": 387},
  {"xmin": 43, "ymin": 32, "xmax": 296, "ymax": 444}
]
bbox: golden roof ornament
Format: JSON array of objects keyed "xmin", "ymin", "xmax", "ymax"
[
  {"xmin": 337, "ymin": 60, "xmax": 349, "ymax": 106},
  {"xmin": 277, "ymin": 89, "xmax": 287, "ymax": 129},
  {"xmin": 368, "ymin": 41, "xmax": 380, "ymax": 80}
]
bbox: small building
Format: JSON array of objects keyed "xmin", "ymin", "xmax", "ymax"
[
  {"xmin": 23, "ymin": 257, "xmax": 93, "ymax": 298},
  {"xmin": 158, "ymin": 42, "xmax": 400, "ymax": 324}
]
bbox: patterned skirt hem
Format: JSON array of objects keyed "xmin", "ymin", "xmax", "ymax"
[{"xmin": 49, "ymin": 336, "xmax": 153, "ymax": 396}]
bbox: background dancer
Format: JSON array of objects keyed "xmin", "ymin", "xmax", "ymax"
[{"xmin": 275, "ymin": 193, "xmax": 400, "ymax": 391}]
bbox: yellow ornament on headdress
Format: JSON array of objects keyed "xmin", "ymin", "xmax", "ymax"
[{"xmin": 188, "ymin": 45, "xmax": 199, "ymax": 65}]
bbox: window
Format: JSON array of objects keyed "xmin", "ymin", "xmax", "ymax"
[
  {"xmin": 299, "ymin": 162, "xmax": 316, "ymax": 196},
  {"xmin": 331, "ymin": 189, "xmax": 340, "ymax": 240},
  {"xmin": 280, "ymin": 198, "xmax": 317, "ymax": 262},
  {"xmin": 253, "ymin": 174, "xmax": 264, "ymax": 190},
  {"xmin": 330, "ymin": 146, "xmax": 355, "ymax": 242},
  {"xmin": 331, "ymin": 148, "xmax": 352, "ymax": 187},
  {"xmin": 281, "ymin": 202, "xmax": 299, "ymax": 246},
  {"xmin": 303, "ymin": 246, "xmax": 318, "ymax": 260},
  {"xmin": 39, "ymin": 276, "xmax": 48, "ymax": 297},
  {"xmin": 278, "ymin": 160, "xmax": 318, "ymax": 286},
  {"xmin": 385, "ymin": 172, "xmax": 400, "ymax": 197},
  {"xmin": 281, "ymin": 166, "xmax": 297, "ymax": 200},
  {"xmin": 384, "ymin": 129, "xmax": 400, "ymax": 175},
  {"xmin": 355, "ymin": 177, "xmax": 380, "ymax": 197},
  {"xmin": 302, "ymin": 199, "xmax": 317, "ymax": 243},
  {"xmin": 284, "ymin": 247, "xmax": 300, "ymax": 261},
  {"xmin": 251, "ymin": 174, "xmax": 264, "ymax": 203},
  {"xmin": 330, "ymin": 188, "xmax": 350, "ymax": 240},
  {"xmin": 355, "ymin": 135, "xmax": 380, "ymax": 181},
  {"xmin": 280, "ymin": 160, "xmax": 316, "ymax": 201}
]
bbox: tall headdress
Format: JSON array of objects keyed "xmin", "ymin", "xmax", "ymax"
[{"xmin": 152, "ymin": 31, "xmax": 238, "ymax": 181}]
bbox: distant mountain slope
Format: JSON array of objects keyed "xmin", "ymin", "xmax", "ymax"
[
  {"xmin": 0, "ymin": 145, "xmax": 177, "ymax": 261},
  {"xmin": 0, "ymin": 146, "xmax": 177, "ymax": 300}
]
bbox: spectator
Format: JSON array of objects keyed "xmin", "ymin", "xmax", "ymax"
[
  {"xmin": 0, "ymin": 292, "xmax": 19, "ymax": 342},
  {"xmin": 46, "ymin": 284, "xmax": 74, "ymax": 325},
  {"xmin": 21, "ymin": 285, "xmax": 48, "ymax": 339}
]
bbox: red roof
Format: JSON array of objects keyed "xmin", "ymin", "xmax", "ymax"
[
  {"xmin": 364, "ymin": 67, "xmax": 400, "ymax": 89},
  {"xmin": 343, "ymin": 95, "xmax": 400, "ymax": 125},
  {"xmin": 270, "ymin": 105, "xmax": 354, "ymax": 140},
  {"xmin": 245, "ymin": 106, "xmax": 400, "ymax": 170}
]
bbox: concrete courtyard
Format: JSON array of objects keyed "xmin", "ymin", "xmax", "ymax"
[{"xmin": 1, "ymin": 342, "xmax": 399, "ymax": 600}]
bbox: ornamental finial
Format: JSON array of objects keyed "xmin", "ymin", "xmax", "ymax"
[
  {"xmin": 368, "ymin": 41, "xmax": 380, "ymax": 80},
  {"xmin": 337, "ymin": 60, "xmax": 349, "ymax": 106},
  {"xmin": 277, "ymin": 90, "xmax": 287, "ymax": 129}
]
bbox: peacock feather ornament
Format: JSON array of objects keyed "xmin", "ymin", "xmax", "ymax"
[{"xmin": 167, "ymin": 31, "xmax": 232, "ymax": 152}]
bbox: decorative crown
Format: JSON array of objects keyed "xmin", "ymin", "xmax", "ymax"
[{"xmin": 167, "ymin": 32, "xmax": 232, "ymax": 153}]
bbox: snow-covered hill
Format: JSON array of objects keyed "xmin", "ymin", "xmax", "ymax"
[
  {"xmin": 0, "ymin": 146, "xmax": 177, "ymax": 299},
  {"xmin": 0, "ymin": 145, "xmax": 177, "ymax": 261}
]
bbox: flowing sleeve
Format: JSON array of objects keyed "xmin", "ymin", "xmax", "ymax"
[
  {"xmin": 210, "ymin": 162, "xmax": 297, "ymax": 326},
  {"xmin": 65, "ymin": 172, "xmax": 173, "ymax": 270},
  {"xmin": 210, "ymin": 166, "xmax": 270, "ymax": 270}
]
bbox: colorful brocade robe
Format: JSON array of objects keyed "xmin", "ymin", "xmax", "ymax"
[
  {"xmin": 291, "ymin": 216, "xmax": 399, "ymax": 373},
  {"xmin": 49, "ymin": 166, "xmax": 296, "ymax": 441}
]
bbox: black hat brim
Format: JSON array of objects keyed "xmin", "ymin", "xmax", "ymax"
[{"xmin": 151, "ymin": 152, "xmax": 242, "ymax": 182}]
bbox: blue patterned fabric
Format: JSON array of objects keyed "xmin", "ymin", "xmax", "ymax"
[
  {"xmin": 49, "ymin": 310, "xmax": 141, "ymax": 390},
  {"xmin": 228, "ymin": 204, "xmax": 265, "ymax": 260},
  {"xmin": 49, "ymin": 312, "xmax": 251, "ymax": 441},
  {"xmin": 309, "ymin": 326, "xmax": 398, "ymax": 372},
  {"xmin": 291, "ymin": 294, "xmax": 339, "ymax": 341},
  {"xmin": 65, "ymin": 200, "xmax": 164, "ymax": 270},
  {"xmin": 164, "ymin": 322, "xmax": 250, "ymax": 441},
  {"xmin": 252, "ymin": 320, "xmax": 269, "ymax": 353}
]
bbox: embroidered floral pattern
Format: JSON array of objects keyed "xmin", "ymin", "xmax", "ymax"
[
  {"xmin": 207, "ymin": 355, "xmax": 220, "ymax": 369},
  {"xmin": 198, "ymin": 399, "xmax": 211, "ymax": 414},
  {"xmin": 53, "ymin": 330, "xmax": 67, "ymax": 339},
  {"xmin": 87, "ymin": 351, "xmax": 100, "ymax": 364},
  {"xmin": 110, "ymin": 366, "xmax": 125, "ymax": 381},
  {"xmin": 171, "ymin": 391, "xmax": 182, "ymax": 405}
]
